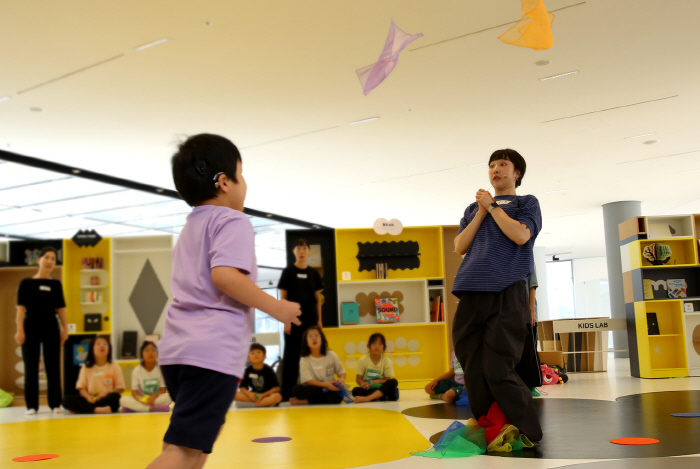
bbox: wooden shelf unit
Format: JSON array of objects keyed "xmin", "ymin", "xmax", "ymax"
[{"xmin": 620, "ymin": 214, "xmax": 700, "ymax": 378}]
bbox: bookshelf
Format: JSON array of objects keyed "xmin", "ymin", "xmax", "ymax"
[{"xmin": 619, "ymin": 214, "xmax": 699, "ymax": 378}]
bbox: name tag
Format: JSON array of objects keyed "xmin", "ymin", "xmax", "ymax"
[
  {"xmin": 39, "ymin": 285, "xmax": 51, "ymax": 292},
  {"xmin": 496, "ymin": 200, "xmax": 512, "ymax": 205},
  {"xmin": 249, "ymin": 373, "xmax": 259, "ymax": 379},
  {"xmin": 297, "ymin": 273, "xmax": 308, "ymax": 279}
]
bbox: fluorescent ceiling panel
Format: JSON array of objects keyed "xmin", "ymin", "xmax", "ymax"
[
  {"xmin": 30, "ymin": 189, "xmax": 167, "ymax": 216},
  {"xmin": 87, "ymin": 199, "xmax": 191, "ymax": 223},
  {"xmin": 0, "ymin": 207, "xmax": 63, "ymax": 227},
  {"xmin": 0, "ymin": 177, "xmax": 123, "ymax": 207},
  {"xmin": 2, "ymin": 216, "xmax": 106, "ymax": 236},
  {"xmin": 0, "ymin": 160, "xmax": 71, "ymax": 190},
  {"xmin": 124, "ymin": 213, "xmax": 189, "ymax": 230}
]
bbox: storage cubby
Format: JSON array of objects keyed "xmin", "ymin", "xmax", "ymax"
[
  {"xmin": 646, "ymin": 215, "xmax": 695, "ymax": 239},
  {"xmin": 642, "ymin": 266, "xmax": 700, "ymax": 299},
  {"xmin": 337, "ymin": 279, "xmax": 429, "ymax": 325},
  {"xmin": 62, "ymin": 238, "xmax": 112, "ymax": 334},
  {"xmin": 633, "ymin": 300, "xmax": 688, "ymax": 378},
  {"xmin": 695, "ymin": 215, "xmax": 700, "ymax": 264},
  {"xmin": 683, "ymin": 312, "xmax": 700, "ymax": 376},
  {"xmin": 638, "ymin": 238, "xmax": 698, "ymax": 268},
  {"xmin": 335, "ymin": 227, "xmax": 444, "ymax": 281}
]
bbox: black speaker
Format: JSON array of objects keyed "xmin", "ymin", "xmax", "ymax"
[
  {"xmin": 121, "ymin": 331, "xmax": 138, "ymax": 359},
  {"xmin": 84, "ymin": 313, "xmax": 102, "ymax": 332}
]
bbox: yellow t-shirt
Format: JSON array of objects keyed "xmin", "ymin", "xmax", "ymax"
[{"xmin": 355, "ymin": 354, "xmax": 394, "ymax": 384}]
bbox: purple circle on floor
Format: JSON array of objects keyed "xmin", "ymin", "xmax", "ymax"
[
  {"xmin": 671, "ymin": 413, "xmax": 700, "ymax": 418},
  {"xmin": 252, "ymin": 437, "xmax": 292, "ymax": 443}
]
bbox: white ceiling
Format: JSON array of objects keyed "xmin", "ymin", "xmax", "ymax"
[{"xmin": 2, "ymin": 0, "xmax": 700, "ymax": 260}]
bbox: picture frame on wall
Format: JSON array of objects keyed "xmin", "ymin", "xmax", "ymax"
[{"xmin": 647, "ymin": 312, "xmax": 660, "ymax": 336}]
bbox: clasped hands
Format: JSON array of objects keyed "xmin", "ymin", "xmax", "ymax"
[{"xmin": 476, "ymin": 189, "xmax": 495, "ymax": 214}]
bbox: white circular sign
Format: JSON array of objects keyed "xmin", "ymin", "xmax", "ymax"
[
  {"xmin": 385, "ymin": 340, "xmax": 395, "ymax": 353},
  {"xmin": 373, "ymin": 218, "xmax": 404, "ymax": 236},
  {"xmin": 357, "ymin": 341, "xmax": 368, "ymax": 354},
  {"xmin": 395, "ymin": 355, "xmax": 408, "ymax": 367},
  {"xmin": 394, "ymin": 337, "xmax": 407, "ymax": 350},
  {"xmin": 407, "ymin": 339, "xmax": 420, "ymax": 352},
  {"xmin": 345, "ymin": 357, "xmax": 358, "ymax": 369},
  {"xmin": 344, "ymin": 342, "xmax": 357, "ymax": 355},
  {"xmin": 408, "ymin": 354, "xmax": 421, "ymax": 367}
]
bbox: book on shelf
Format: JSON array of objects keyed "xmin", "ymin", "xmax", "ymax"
[
  {"xmin": 667, "ymin": 279, "xmax": 687, "ymax": 298},
  {"xmin": 430, "ymin": 296, "xmax": 441, "ymax": 322},
  {"xmin": 81, "ymin": 257, "xmax": 105, "ymax": 270},
  {"xmin": 643, "ymin": 279, "xmax": 654, "ymax": 300},
  {"xmin": 81, "ymin": 291, "xmax": 104, "ymax": 303},
  {"xmin": 375, "ymin": 298, "xmax": 400, "ymax": 323},
  {"xmin": 375, "ymin": 262, "xmax": 388, "ymax": 279}
]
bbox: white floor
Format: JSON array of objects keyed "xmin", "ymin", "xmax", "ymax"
[{"xmin": 2, "ymin": 356, "xmax": 700, "ymax": 469}]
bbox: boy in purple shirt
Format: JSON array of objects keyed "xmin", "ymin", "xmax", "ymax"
[{"xmin": 147, "ymin": 134, "xmax": 301, "ymax": 469}]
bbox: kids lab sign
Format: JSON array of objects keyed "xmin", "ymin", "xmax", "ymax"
[{"xmin": 552, "ymin": 318, "xmax": 627, "ymax": 334}]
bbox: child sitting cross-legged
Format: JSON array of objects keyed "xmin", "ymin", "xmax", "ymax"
[
  {"xmin": 425, "ymin": 351, "xmax": 465, "ymax": 403},
  {"xmin": 120, "ymin": 341, "xmax": 172, "ymax": 413},
  {"xmin": 352, "ymin": 333, "xmax": 399, "ymax": 403},
  {"xmin": 290, "ymin": 326, "xmax": 346, "ymax": 405},
  {"xmin": 235, "ymin": 343, "xmax": 282, "ymax": 407}
]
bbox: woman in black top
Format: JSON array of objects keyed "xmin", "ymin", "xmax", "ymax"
[
  {"xmin": 14, "ymin": 247, "xmax": 68, "ymax": 415},
  {"xmin": 278, "ymin": 239, "xmax": 324, "ymax": 400}
]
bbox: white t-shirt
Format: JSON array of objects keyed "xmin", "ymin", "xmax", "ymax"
[
  {"xmin": 299, "ymin": 350, "xmax": 345, "ymax": 384},
  {"xmin": 131, "ymin": 364, "xmax": 165, "ymax": 396}
]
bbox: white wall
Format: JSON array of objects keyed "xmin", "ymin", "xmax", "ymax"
[{"xmin": 573, "ymin": 256, "xmax": 611, "ymax": 319}]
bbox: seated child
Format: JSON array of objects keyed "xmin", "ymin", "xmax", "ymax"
[
  {"xmin": 235, "ymin": 343, "xmax": 282, "ymax": 407},
  {"xmin": 424, "ymin": 351, "xmax": 465, "ymax": 403},
  {"xmin": 352, "ymin": 333, "xmax": 399, "ymax": 403},
  {"xmin": 290, "ymin": 326, "xmax": 346, "ymax": 405},
  {"xmin": 120, "ymin": 341, "xmax": 172, "ymax": 412},
  {"xmin": 62, "ymin": 335, "xmax": 125, "ymax": 414}
]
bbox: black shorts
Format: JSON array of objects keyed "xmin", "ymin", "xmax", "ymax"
[{"xmin": 161, "ymin": 364, "xmax": 239, "ymax": 454}]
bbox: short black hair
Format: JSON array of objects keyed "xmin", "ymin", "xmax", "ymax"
[
  {"xmin": 300, "ymin": 326, "xmax": 328, "ymax": 357},
  {"xmin": 140, "ymin": 341, "xmax": 158, "ymax": 367},
  {"xmin": 368, "ymin": 333, "xmax": 386, "ymax": 350},
  {"xmin": 294, "ymin": 239, "xmax": 309, "ymax": 248},
  {"xmin": 250, "ymin": 343, "xmax": 266, "ymax": 355},
  {"xmin": 171, "ymin": 133, "xmax": 242, "ymax": 206},
  {"xmin": 39, "ymin": 246, "xmax": 58, "ymax": 259},
  {"xmin": 85, "ymin": 335, "xmax": 113, "ymax": 368},
  {"xmin": 488, "ymin": 149, "xmax": 526, "ymax": 188}
]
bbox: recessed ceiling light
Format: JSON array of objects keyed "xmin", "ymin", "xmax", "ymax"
[
  {"xmin": 469, "ymin": 163, "xmax": 487, "ymax": 167},
  {"xmin": 0, "ymin": 96, "xmax": 10, "ymax": 103},
  {"xmin": 643, "ymin": 140, "xmax": 659, "ymax": 145},
  {"xmin": 135, "ymin": 38, "xmax": 171, "ymax": 51},
  {"xmin": 72, "ymin": 169, "xmax": 81, "ymax": 174},
  {"xmin": 678, "ymin": 169, "xmax": 700, "ymax": 174},
  {"xmin": 534, "ymin": 60, "xmax": 551, "ymax": 66},
  {"xmin": 203, "ymin": 22, "xmax": 213, "ymax": 26},
  {"xmin": 625, "ymin": 132, "xmax": 656, "ymax": 140},
  {"xmin": 156, "ymin": 188, "xmax": 164, "ymax": 193},
  {"xmin": 545, "ymin": 189, "xmax": 566, "ymax": 194},
  {"xmin": 407, "ymin": 109, "xmax": 413, "ymax": 112},
  {"xmin": 29, "ymin": 106, "xmax": 43, "ymax": 112},
  {"xmin": 540, "ymin": 70, "xmax": 579, "ymax": 81},
  {"xmin": 266, "ymin": 214, "xmax": 272, "ymax": 218},
  {"xmin": 349, "ymin": 117, "xmax": 379, "ymax": 125}
]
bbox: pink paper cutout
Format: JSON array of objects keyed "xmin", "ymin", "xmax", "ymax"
[{"xmin": 356, "ymin": 20, "xmax": 423, "ymax": 95}]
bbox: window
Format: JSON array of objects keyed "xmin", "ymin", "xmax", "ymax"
[{"xmin": 546, "ymin": 260, "xmax": 575, "ymax": 319}]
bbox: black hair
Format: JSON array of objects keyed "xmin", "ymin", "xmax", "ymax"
[
  {"xmin": 488, "ymin": 148, "xmax": 526, "ymax": 188},
  {"xmin": 140, "ymin": 341, "xmax": 158, "ymax": 367},
  {"xmin": 294, "ymin": 239, "xmax": 309, "ymax": 248},
  {"xmin": 367, "ymin": 333, "xmax": 386, "ymax": 351},
  {"xmin": 39, "ymin": 246, "xmax": 58, "ymax": 259},
  {"xmin": 171, "ymin": 133, "xmax": 242, "ymax": 207},
  {"xmin": 300, "ymin": 326, "xmax": 328, "ymax": 357},
  {"xmin": 250, "ymin": 343, "xmax": 267, "ymax": 355},
  {"xmin": 85, "ymin": 335, "xmax": 113, "ymax": 368}
]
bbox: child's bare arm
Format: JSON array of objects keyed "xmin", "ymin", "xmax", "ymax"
[{"xmin": 211, "ymin": 267, "xmax": 301, "ymax": 326}]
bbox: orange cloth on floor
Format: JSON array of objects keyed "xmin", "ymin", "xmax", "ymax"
[{"xmin": 498, "ymin": 0, "xmax": 554, "ymax": 50}]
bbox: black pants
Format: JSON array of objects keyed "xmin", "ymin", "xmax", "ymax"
[
  {"xmin": 291, "ymin": 384, "xmax": 343, "ymax": 405},
  {"xmin": 351, "ymin": 379, "xmax": 399, "ymax": 401},
  {"xmin": 62, "ymin": 393, "xmax": 121, "ymax": 413},
  {"xmin": 22, "ymin": 322, "xmax": 62, "ymax": 410},
  {"xmin": 515, "ymin": 325, "xmax": 542, "ymax": 388},
  {"xmin": 452, "ymin": 281, "xmax": 543, "ymax": 441},
  {"xmin": 281, "ymin": 322, "xmax": 314, "ymax": 400}
]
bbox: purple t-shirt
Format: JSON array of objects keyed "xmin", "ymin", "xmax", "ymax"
[
  {"xmin": 450, "ymin": 352, "xmax": 465, "ymax": 385},
  {"xmin": 159, "ymin": 205, "xmax": 258, "ymax": 378}
]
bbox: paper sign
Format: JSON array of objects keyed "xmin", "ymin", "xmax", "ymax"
[{"xmin": 373, "ymin": 218, "xmax": 403, "ymax": 235}]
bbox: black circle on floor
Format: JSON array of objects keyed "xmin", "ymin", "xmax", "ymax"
[
  {"xmin": 551, "ymin": 457, "xmax": 700, "ymax": 469},
  {"xmin": 403, "ymin": 391, "xmax": 700, "ymax": 459}
]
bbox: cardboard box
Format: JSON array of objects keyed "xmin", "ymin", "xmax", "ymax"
[{"xmin": 538, "ymin": 351, "xmax": 564, "ymax": 369}]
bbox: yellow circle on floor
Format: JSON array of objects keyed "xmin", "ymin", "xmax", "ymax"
[{"xmin": 0, "ymin": 407, "xmax": 430, "ymax": 468}]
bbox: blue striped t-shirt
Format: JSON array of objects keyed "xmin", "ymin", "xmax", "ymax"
[{"xmin": 452, "ymin": 194, "xmax": 542, "ymax": 295}]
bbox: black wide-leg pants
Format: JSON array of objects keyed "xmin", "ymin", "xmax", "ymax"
[
  {"xmin": 281, "ymin": 322, "xmax": 313, "ymax": 400},
  {"xmin": 452, "ymin": 280, "xmax": 543, "ymax": 441},
  {"xmin": 22, "ymin": 321, "xmax": 62, "ymax": 411}
]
